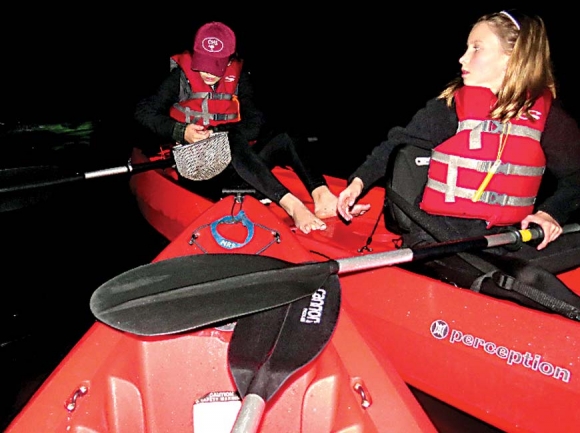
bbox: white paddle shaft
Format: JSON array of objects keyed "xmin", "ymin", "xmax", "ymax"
[{"xmin": 230, "ymin": 394, "xmax": 266, "ymax": 433}]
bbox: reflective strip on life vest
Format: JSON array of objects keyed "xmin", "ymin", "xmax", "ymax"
[
  {"xmin": 431, "ymin": 150, "xmax": 545, "ymax": 202},
  {"xmin": 457, "ymin": 119, "xmax": 542, "ymax": 150},
  {"xmin": 172, "ymin": 104, "xmax": 238, "ymax": 125},
  {"xmin": 426, "ymin": 178, "xmax": 536, "ymax": 206},
  {"xmin": 190, "ymin": 92, "xmax": 234, "ymax": 100},
  {"xmin": 431, "ymin": 151, "xmax": 545, "ymax": 176}
]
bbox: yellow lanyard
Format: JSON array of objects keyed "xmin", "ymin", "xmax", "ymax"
[{"xmin": 472, "ymin": 122, "xmax": 511, "ymax": 202}]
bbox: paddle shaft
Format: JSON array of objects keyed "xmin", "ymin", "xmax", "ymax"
[
  {"xmin": 336, "ymin": 224, "xmax": 580, "ymax": 274},
  {"xmin": 231, "ymin": 394, "xmax": 265, "ymax": 433},
  {"xmin": 229, "ymin": 306, "xmax": 289, "ymax": 433},
  {"xmin": 0, "ymin": 158, "xmax": 174, "ymax": 194}
]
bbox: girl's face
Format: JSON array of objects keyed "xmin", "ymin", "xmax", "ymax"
[
  {"xmin": 199, "ymin": 71, "xmax": 221, "ymax": 86},
  {"xmin": 459, "ymin": 22, "xmax": 510, "ymax": 94}
]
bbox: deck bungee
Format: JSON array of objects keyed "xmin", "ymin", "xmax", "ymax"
[
  {"xmin": 124, "ymin": 146, "xmax": 580, "ymax": 432},
  {"xmin": 6, "ymin": 194, "xmax": 436, "ymax": 433}
]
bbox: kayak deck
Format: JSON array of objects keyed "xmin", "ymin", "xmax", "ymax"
[
  {"xmin": 7, "ymin": 315, "xmax": 435, "ymax": 433},
  {"xmin": 6, "ymin": 194, "xmax": 436, "ymax": 433},
  {"xmin": 128, "ymin": 147, "xmax": 398, "ymax": 257}
]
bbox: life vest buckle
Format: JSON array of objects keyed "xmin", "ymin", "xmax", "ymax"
[
  {"xmin": 482, "ymin": 191, "xmax": 509, "ymax": 206},
  {"xmin": 481, "ymin": 120, "xmax": 504, "ymax": 134}
]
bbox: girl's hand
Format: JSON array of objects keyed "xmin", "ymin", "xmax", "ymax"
[
  {"xmin": 184, "ymin": 123, "xmax": 211, "ymax": 143},
  {"xmin": 337, "ymin": 178, "xmax": 369, "ymax": 221},
  {"xmin": 521, "ymin": 211, "xmax": 563, "ymax": 250}
]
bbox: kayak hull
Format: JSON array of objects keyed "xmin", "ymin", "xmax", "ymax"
[{"xmin": 341, "ymin": 265, "xmax": 580, "ymax": 432}]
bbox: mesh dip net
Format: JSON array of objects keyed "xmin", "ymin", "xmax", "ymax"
[{"xmin": 172, "ymin": 132, "xmax": 231, "ymax": 181}]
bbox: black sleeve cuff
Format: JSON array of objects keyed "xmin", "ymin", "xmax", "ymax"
[{"xmin": 172, "ymin": 122, "xmax": 186, "ymax": 144}]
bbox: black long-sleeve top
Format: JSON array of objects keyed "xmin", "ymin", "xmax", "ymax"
[
  {"xmin": 134, "ymin": 66, "xmax": 291, "ymax": 203},
  {"xmin": 350, "ymin": 97, "xmax": 580, "ymax": 225},
  {"xmin": 135, "ymin": 67, "xmax": 264, "ymax": 143}
]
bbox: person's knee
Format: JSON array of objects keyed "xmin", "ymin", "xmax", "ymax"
[{"xmin": 270, "ymin": 133, "xmax": 293, "ymax": 150}]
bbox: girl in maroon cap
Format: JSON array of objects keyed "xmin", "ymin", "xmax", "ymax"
[{"xmin": 135, "ymin": 21, "xmax": 337, "ymax": 234}]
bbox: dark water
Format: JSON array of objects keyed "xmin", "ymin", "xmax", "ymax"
[{"xmin": 0, "ymin": 156, "xmax": 171, "ymax": 430}]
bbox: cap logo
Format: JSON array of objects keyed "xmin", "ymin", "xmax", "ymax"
[{"xmin": 201, "ymin": 36, "xmax": 225, "ymax": 54}]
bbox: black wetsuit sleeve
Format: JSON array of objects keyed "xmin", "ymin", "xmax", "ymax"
[
  {"xmin": 349, "ymin": 97, "xmax": 457, "ymax": 194},
  {"xmin": 134, "ymin": 68, "xmax": 182, "ymax": 142},
  {"xmin": 537, "ymin": 102, "xmax": 580, "ymax": 224}
]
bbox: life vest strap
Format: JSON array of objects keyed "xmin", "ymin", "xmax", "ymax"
[
  {"xmin": 172, "ymin": 104, "xmax": 238, "ymax": 124},
  {"xmin": 431, "ymin": 151, "xmax": 545, "ymax": 177},
  {"xmin": 457, "ymin": 119, "xmax": 542, "ymax": 150},
  {"xmin": 190, "ymin": 91, "xmax": 234, "ymax": 101},
  {"xmin": 426, "ymin": 178, "xmax": 536, "ymax": 206}
]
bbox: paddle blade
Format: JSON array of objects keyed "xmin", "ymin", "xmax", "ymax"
[
  {"xmin": 228, "ymin": 275, "xmax": 341, "ymax": 433},
  {"xmin": 0, "ymin": 158, "xmax": 172, "ymax": 211},
  {"xmin": 228, "ymin": 304, "xmax": 289, "ymax": 397},
  {"xmin": 90, "ymin": 253, "xmax": 338, "ymax": 336},
  {"xmin": 0, "ymin": 166, "xmax": 75, "ymax": 211},
  {"xmin": 236, "ymin": 274, "xmax": 341, "ymax": 401}
]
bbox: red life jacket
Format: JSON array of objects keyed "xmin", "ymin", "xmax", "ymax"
[
  {"xmin": 420, "ymin": 86, "xmax": 552, "ymax": 228},
  {"xmin": 169, "ymin": 52, "xmax": 242, "ymax": 127}
]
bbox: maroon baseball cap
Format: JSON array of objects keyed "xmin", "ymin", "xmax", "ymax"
[{"xmin": 190, "ymin": 22, "xmax": 236, "ymax": 77}]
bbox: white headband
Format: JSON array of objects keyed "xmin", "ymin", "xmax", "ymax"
[{"xmin": 500, "ymin": 10, "xmax": 521, "ymax": 30}]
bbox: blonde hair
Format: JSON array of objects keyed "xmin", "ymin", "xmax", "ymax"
[{"xmin": 439, "ymin": 11, "xmax": 556, "ymax": 123}]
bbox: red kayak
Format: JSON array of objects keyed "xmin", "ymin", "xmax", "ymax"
[
  {"xmin": 124, "ymin": 146, "xmax": 580, "ymax": 433},
  {"xmin": 128, "ymin": 147, "xmax": 399, "ymax": 256},
  {"xmin": 6, "ymin": 193, "xmax": 436, "ymax": 433}
]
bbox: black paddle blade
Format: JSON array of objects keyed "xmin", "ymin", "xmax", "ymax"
[
  {"xmin": 231, "ymin": 273, "xmax": 341, "ymax": 402},
  {"xmin": 0, "ymin": 166, "xmax": 75, "ymax": 211},
  {"xmin": 90, "ymin": 253, "xmax": 339, "ymax": 336},
  {"xmin": 227, "ymin": 304, "xmax": 289, "ymax": 397}
]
